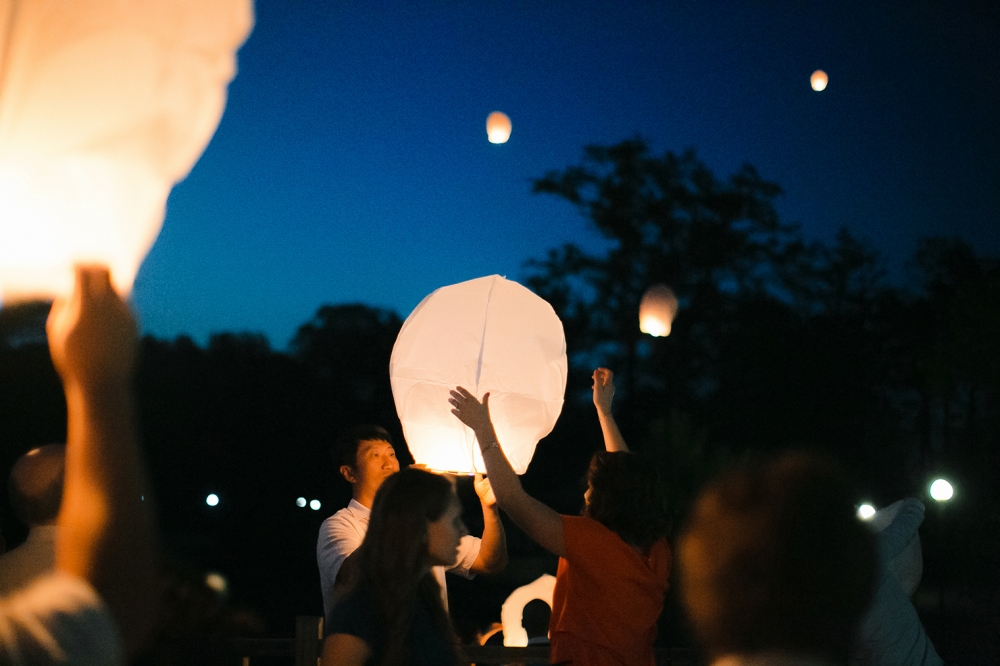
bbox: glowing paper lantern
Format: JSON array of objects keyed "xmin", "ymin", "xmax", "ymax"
[
  {"xmin": 486, "ymin": 111, "xmax": 512, "ymax": 144},
  {"xmin": 500, "ymin": 574, "xmax": 556, "ymax": 647},
  {"xmin": 390, "ymin": 275, "xmax": 567, "ymax": 475},
  {"xmin": 0, "ymin": 0, "xmax": 253, "ymax": 301},
  {"xmin": 811, "ymin": 70, "xmax": 828, "ymax": 92},
  {"xmin": 639, "ymin": 284, "xmax": 678, "ymax": 337}
]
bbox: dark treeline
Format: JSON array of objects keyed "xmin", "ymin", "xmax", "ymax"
[{"xmin": 0, "ymin": 139, "xmax": 997, "ymax": 659}]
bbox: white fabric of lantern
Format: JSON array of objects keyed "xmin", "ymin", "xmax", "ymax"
[
  {"xmin": 871, "ymin": 499, "xmax": 923, "ymax": 596},
  {"xmin": 390, "ymin": 275, "xmax": 567, "ymax": 475},
  {"xmin": 500, "ymin": 574, "xmax": 556, "ymax": 647},
  {"xmin": 0, "ymin": 0, "xmax": 253, "ymax": 301},
  {"xmin": 639, "ymin": 284, "xmax": 678, "ymax": 337}
]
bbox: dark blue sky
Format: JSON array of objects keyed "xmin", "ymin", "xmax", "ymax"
[{"xmin": 131, "ymin": 1, "xmax": 1000, "ymax": 348}]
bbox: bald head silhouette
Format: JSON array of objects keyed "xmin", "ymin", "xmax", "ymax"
[{"xmin": 9, "ymin": 445, "xmax": 65, "ymax": 528}]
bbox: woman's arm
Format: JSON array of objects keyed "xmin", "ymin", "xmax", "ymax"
[
  {"xmin": 321, "ymin": 634, "xmax": 371, "ymax": 666},
  {"xmin": 470, "ymin": 475, "xmax": 508, "ymax": 574},
  {"xmin": 449, "ymin": 388, "xmax": 565, "ymax": 558},
  {"xmin": 593, "ymin": 368, "xmax": 629, "ymax": 452}
]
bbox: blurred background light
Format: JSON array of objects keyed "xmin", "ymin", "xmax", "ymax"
[
  {"xmin": 930, "ymin": 478, "xmax": 954, "ymax": 502},
  {"xmin": 857, "ymin": 503, "xmax": 876, "ymax": 521}
]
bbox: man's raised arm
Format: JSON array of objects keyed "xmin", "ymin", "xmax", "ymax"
[{"xmin": 47, "ymin": 266, "xmax": 158, "ymax": 657}]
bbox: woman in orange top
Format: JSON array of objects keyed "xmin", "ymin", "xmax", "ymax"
[{"xmin": 450, "ymin": 368, "xmax": 671, "ymax": 666}]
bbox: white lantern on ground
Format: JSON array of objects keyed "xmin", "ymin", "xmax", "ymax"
[
  {"xmin": 390, "ymin": 275, "xmax": 567, "ymax": 474},
  {"xmin": 639, "ymin": 284, "xmax": 678, "ymax": 337},
  {"xmin": 500, "ymin": 574, "xmax": 556, "ymax": 647},
  {"xmin": 0, "ymin": 0, "xmax": 253, "ymax": 301},
  {"xmin": 486, "ymin": 111, "xmax": 512, "ymax": 144}
]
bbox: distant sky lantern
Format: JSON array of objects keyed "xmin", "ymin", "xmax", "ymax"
[
  {"xmin": 639, "ymin": 284, "xmax": 679, "ymax": 337},
  {"xmin": 486, "ymin": 111, "xmax": 512, "ymax": 144},
  {"xmin": 811, "ymin": 70, "xmax": 829, "ymax": 92},
  {"xmin": 0, "ymin": 0, "xmax": 253, "ymax": 302},
  {"xmin": 390, "ymin": 275, "xmax": 567, "ymax": 475}
]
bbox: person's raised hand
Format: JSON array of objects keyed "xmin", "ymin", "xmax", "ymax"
[
  {"xmin": 473, "ymin": 473, "xmax": 497, "ymax": 508},
  {"xmin": 449, "ymin": 387, "xmax": 493, "ymax": 434},
  {"xmin": 592, "ymin": 367, "xmax": 615, "ymax": 416},
  {"xmin": 47, "ymin": 266, "xmax": 136, "ymax": 392}
]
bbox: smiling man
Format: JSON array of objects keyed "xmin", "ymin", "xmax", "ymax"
[{"xmin": 316, "ymin": 425, "xmax": 507, "ymax": 620}]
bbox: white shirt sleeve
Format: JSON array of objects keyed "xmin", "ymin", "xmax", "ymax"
[
  {"xmin": 0, "ymin": 572, "xmax": 121, "ymax": 666},
  {"xmin": 446, "ymin": 535, "xmax": 481, "ymax": 580},
  {"xmin": 317, "ymin": 511, "xmax": 367, "ymax": 618}
]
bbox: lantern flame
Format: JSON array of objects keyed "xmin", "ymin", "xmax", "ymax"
[
  {"xmin": 486, "ymin": 111, "xmax": 512, "ymax": 144},
  {"xmin": 0, "ymin": 0, "xmax": 253, "ymax": 301},
  {"xmin": 810, "ymin": 70, "xmax": 828, "ymax": 92},
  {"xmin": 639, "ymin": 284, "xmax": 679, "ymax": 337}
]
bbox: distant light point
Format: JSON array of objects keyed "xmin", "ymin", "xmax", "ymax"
[
  {"xmin": 930, "ymin": 479, "xmax": 954, "ymax": 502},
  {"xmin": 310, "ymin": 499, "xmax": 322, "ymax": 511},
  {"xmin": 206, "ymin": 493, "xmax": 219, "ymax": 507},
  {"xmin": 296, "ymin": 497, "xmax": 307, "ymax": 508},
  {"xmin": 811, "ymin": 70, "xmax": 828, "ymax": 91},
  {"xmin": 857, "ymin": 503, "xmax": 876, "ymax": 521}
]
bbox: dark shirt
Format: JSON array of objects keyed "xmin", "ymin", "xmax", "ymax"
[{"xmin": 326, "ymin": 580, "xmax": 458, "ymax": 666}]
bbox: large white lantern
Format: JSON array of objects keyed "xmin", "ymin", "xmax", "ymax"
[
  {"xmin": 390, "ymin": 275, "xmax": 567, "ymax": 474},
  {"xmin": 0, "ymin": 0, "xmax": 253, "ymax": 301},
  {"xmin": 639, "ymin": 284, "xmax": 678, "ymax": 337}
]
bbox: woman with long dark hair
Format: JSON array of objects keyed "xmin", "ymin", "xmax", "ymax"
[
  {"xmin": 450, "ymin": 368, "xmax": 671, "ymax": 666},
  {"xmin": 321, "ymin": 468, "xmax": 466, "ymax": 666}
]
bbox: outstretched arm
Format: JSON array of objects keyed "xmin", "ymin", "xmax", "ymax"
[
  {"xmin": 47, "ymin": 267, "xmax": 158, "ymax": 657},
  {"xmin": 449, "ymin": 388, "xmax": 565, "ymax": 558},
  {"xmin": 593, "ymin": 368, "xmax": 628, "ymax": 452},
  {"xmin": 470, "ymin": 475, "xmax": 508, "ymax": 574}
]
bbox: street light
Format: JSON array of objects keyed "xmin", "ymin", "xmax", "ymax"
[{"xmin": 929, "ymin": 479, "xmax": 954, "ymax": 502}]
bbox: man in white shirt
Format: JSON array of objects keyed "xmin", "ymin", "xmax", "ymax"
[
  {"xmin": 317, "ymin": 426, "xmax": 507, "ymax": 619},
  {"xmin": 0, "ymin": 445, "xmax": 65, "ymax": 596}
]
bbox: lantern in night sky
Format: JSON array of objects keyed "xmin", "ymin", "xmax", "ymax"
[
  {"xmin": 486, "ymin": 111, "xmax": 512, "ymax": 144},
  {"xmin": 0, "ymin": 0, "xmax": 253, "ymax": 301},
  {"xmin": 639, "ymin": 284, "xmax": 678, "ymax": 337},
  {"xmin": 390, "ymin": 275, "xmax": 567, "ymax": 474},
  {"xmin": 810, "ymin": 70, "xmax": 828, "ymax": 91}
]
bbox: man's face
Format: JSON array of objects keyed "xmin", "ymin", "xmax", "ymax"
[{"xmin": 343, "ymin": 439, "xmax": 399, "ymax": 496}]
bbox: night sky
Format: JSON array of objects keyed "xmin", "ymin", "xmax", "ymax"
[{"xmin": 131, "ymin": 1, "xmax": 1000, "ymax": 348}]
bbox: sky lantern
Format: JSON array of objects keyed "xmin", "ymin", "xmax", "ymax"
[
  {"xmin": 639, "ymin": 284, "xmax": 679, "ymax": 337},
  {"xmin": 0, "ymin": 0, "xmax": 253, "ymax": 302},
  {"xmin": 486, "ymin": 111, "xmax": 512, "ymax": 144},
  {"xmin": 810, "ymin": 69, "xmax": 828, "ymax": 91},
  {"xmin": 500, "ymin": 574, "xmax": 556, "ymax": 647},
  {"xmin": 390, "ymin": 275, "xmax": 567, "ymax": 475},
  {"xmin": 929, "ymin": 478, "xmax": 953, "ymax": 502}
]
